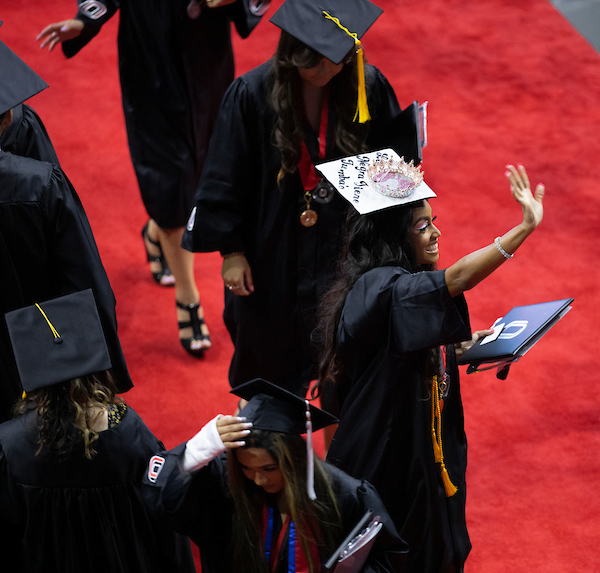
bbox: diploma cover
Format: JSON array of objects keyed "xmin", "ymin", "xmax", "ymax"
[
  {"xmin": 324, "ymin": 509, "xmax": 383, "ymax": 573},
  {"xmin": 458, "ymin": 298, "xmax": 574, "ymax": 378}
]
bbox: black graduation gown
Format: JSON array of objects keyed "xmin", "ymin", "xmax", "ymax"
[
  {"xmin": 0, "ymin": 151, "xmax": 132, "ymax": 423},
  {"xmin": 62, "ymin": 0, "xmax": 264, "ymax": 229},
  {"xmin": 326, "ymin": 266, "xmax": 473, "ymax": 573},
  {"xmin": 0, "ymin": 406, "xmax": 195, "ymax": 573},
  {"xmin": 182, "ymin": 61, "xmax": 405, "ymax": 394},
  {"xmin": 0, "ymin": 104, "xmax": 60, "ymax": 165},
  {"xmin": 142, "ymin": 442, "xmax": 408, "ymax": 573}
]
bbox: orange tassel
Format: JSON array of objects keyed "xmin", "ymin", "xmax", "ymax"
[
  {"xmin": 440, "ymin": 462, "xmax": 458, "ymax": 497},
  {"xmin": 431, "ymin": 375, "xmax": 458, "ymax": 497}
]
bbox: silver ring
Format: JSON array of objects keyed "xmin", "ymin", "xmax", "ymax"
[{"xmin": 227, "ymin": 285, "xmax": 233, "ymax": 290}]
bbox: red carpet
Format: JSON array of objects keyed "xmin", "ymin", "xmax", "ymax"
[{"xmin": 3, "ymin": 1, "xmax": 600, "ymax": 570}]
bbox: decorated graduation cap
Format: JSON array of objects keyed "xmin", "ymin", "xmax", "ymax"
[
  {"xmin": 231, "ymin": 378, "xmax": 338, "ymax": 499},
  {"xmin": 0, "ymin": 22, "xmax": 49, "ymax": 116},
  {"xmin": 4, "ymin": 289, "xmax": 112, "ymax": 392},
  {"xmin": 270, "ymin": 0, "xmax": 383, "ymax": 123},
  {"xmin": 317, "ymin": 147, "xmax": 437, "ymax": 215}
]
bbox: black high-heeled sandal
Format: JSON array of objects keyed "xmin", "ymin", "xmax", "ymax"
[
  {"xmin": 176, "ymin": 300, "xmax": 211, "ymax": 357},
  {"xmin": 141, "ymin": 221, "xmax": 174, "ymax": 286}
]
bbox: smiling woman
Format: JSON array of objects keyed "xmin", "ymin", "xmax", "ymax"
[
  {"xmin": 316, "ymin": 160, "xmax": 545, "ymax": 572},
  {"xmin": 408, "ymin": 204, "xmax": 440, "ymax": 266}
]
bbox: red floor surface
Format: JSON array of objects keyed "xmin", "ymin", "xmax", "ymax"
[{"xmin": 3, "ymin": 1, "xmax": 600, "ymax": 570}]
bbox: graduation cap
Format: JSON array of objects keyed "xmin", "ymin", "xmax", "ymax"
[
  {"xmin": 231, "ymin": 378, "xmax": 338, "ymax": 500},
  {"xmin": 232, "ymin": 378, "xmax": 338, "ymax": 434},
  {"xmin": 0, "ymin": 21, "xmax": 49, "ymax": 116},
  {"xmin": 317, "ymin": 148, "xmax": 437, "ymax": 215},
  {"xmin": 4, "ymin": 289, "xmax": 112, "ymax": 392},
  {"xmin": 270, "ymin": 0, "xmax": 384, "ymax": 123}
]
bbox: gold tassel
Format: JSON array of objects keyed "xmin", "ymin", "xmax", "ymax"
[
  {"xmin": 431, "ymin": 375, "xmax": 457, "ymax": 497},
  {"xmin": 322, "ymin": 11, "xmax": 371, "ymax": 124},
  {"xmin": 440, "ymin": 462, "xmax": 458, "ymax": 497},
  {"xmin": 353, "ymin": 44, "xmax": 371, "ymax": 123},
  {"xmin": 430, "ymin": 379, "xmax": 442, "ymax": 463},
  {"xmin": 22, "ymin": 391, "xmax": 26, "ymax": 399}
]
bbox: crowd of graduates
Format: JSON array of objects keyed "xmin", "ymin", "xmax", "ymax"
[{"xmin": 0, "ymin": 1, "xmax": 545, "ymax": 571}]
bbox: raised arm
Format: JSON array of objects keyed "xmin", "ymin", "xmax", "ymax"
[{"xmin": 445, "ymin": 164, "xmax": 544, "ymax": 297}]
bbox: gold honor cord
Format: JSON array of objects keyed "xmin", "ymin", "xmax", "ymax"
[
  {"xmin": 431, "ymin": 375, "xmax": 458, "ymax": 497},
  {"xmin": 322, "ymin": 11, "xmax": 371, "ymax": 123}
]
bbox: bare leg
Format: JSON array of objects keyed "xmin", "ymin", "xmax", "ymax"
[
  {"xmin": 157, "ymin": 226, "xmax": 212, "ymax": 351},
  {"xmin": 143, "ymin": 219, "xmax": 175, "ymax": 286}
]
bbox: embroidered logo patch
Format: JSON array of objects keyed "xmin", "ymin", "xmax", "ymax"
[
  {"xmin": 148, "ymin": 455, "xmax": 166, "ymax": 483},
  {"xmin": 249, "ymin": 0, "xmax": 270, "ymax": 17},
  {"xmin": 79, "ymin": 1, "xmax": 108, "ymax": 20}
]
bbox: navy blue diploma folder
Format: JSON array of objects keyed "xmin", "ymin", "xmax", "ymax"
[{"xmin": 457, "ymin": 298, "xmax": 574, "ymax": 377}]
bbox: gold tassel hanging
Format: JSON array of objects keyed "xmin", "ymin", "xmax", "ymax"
[
  {"xmin": 431, "ymin": 375, "xmax": 458, "ymax": 497},
  {"xmin": 353, "ymin": 43, "xmax": 371, "ymax": 123},
  {"xmin": 322, "ymin": 11, "xmax": 371, "ymax": 124}
]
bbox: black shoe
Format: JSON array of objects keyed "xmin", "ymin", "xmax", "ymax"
[
  {"xmin": 141, "ymin": 221, "xmax": 174, "ymax": 286},
  {"xmin": 176, "ymin": 300, "xmax": 211, "ymax": 357}
]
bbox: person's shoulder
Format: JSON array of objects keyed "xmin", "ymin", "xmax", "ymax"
[
  {"xmin": 0, "ymin": 151, "xmax": 56, "ymax": 203},
  {"xmin": 364, "ymin": 63, "xmax": 389, "ymax": 84},
  {"xmin": 322, "ymin": 460, "xmax": 362, "ymax": 489},
  {"xmin": 359, "ymin": 266, "xmax": 411, "ymax": 287},
  {"xmin": 231, "ymin": 59, "xmax": 274, "ymax": 98},
  {"xmin": 0, "ymin": 411, "xmax": 36, "ymax": 448}
]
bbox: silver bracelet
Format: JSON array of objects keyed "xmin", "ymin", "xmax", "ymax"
[{"xmin": 494, "ymin": 237, "xmax": 514, "ymax": 259}]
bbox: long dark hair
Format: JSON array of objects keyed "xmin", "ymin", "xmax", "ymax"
[
  {"xmin": 227, "ymin": 429, "xmax": 342, "ymax": 573},
  {"xmin": 316, "ymin": 202, "xmax": 426, "ymax": 388},
  {"xmin": 14, "ymin": 371, "xmax": 118, "ymax": 461},
  {"xmin": 270, "ymin": 31, "xmax": 370, "ymax": 184}
]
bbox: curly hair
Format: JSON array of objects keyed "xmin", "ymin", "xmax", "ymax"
[
  {"xmin": 315, "ymin": 202, "xmax": 430, "ymax": 390},
  {"xmin": 227, "ymin": 429, "xmax": 342, "ymax": 573},
  {"xmin": 14, "ymin": 371, "xmax": 119, "ymax": 462},
  {"xmin": 270, "ymin": 31, "xmax": 371, "ymax": 185}
]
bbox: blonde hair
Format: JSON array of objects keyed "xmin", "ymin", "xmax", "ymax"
[{"xmin": 15, "ymin": 371, "xmax": 118, "ymax": 461}]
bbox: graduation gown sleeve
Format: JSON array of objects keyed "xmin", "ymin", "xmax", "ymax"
[
  {"xmin": 182, "ymin": 70, "xmax": 261, "ymax": 255},
  {"xmin": 62, "ymin": 0, "xmax": 119, "ymax": 58}
]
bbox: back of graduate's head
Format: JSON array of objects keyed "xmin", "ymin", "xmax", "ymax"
[
  {"xmin": 14, "ymin": 370, "xmax": 118, "ymax": 461},
  {"xmin": 6, "ymin": 289, "xmax": 115, "ymax": 460}
]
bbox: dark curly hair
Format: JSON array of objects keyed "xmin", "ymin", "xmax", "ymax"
[
  {"xmin": 316, "ymin": 201, "xmax": 430, "ymax": 389},
  {"xmin": 270, "ymin": 31, "xmax": 370, "ymax": 184},
  {"xmin": 14, "ymin": 370, "xmax": 119, "ymax": 462}
]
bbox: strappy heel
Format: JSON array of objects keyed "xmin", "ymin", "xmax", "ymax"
[
  {"xmin": 176, "ymin": 300, "xmax": 211, "ymax": 357},
  {"xmin": 141, "ymin": 220, "xmax": 174, "ymax": 286}
]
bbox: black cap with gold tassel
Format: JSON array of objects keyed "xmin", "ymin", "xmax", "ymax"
[{"xmin": 270, "ymin": 0, "xmax": 383, "ymax": 123}]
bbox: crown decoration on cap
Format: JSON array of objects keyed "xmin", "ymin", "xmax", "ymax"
[{"xmin": 366, "ymin": 156, "xmax": 424, "ymax": 199}]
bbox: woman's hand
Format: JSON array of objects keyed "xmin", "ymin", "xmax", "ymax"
[
  {"xmin": 216, "ymin": 415, "xmax": 252, "ymax": 449},
  {"xmin": 37, "ymin": 20, "xmax": 84, "ymax": 51},
  {"xmin": 455, "ymin": 329, "xmax": 495, "ymax": 358},
  {"xmin": 222, "ymin": 253, "xmax": 254, "ymax": 296},
  {"xmin": 505, "ymin": 164, "xmax": 544, "ymax": 233}
]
